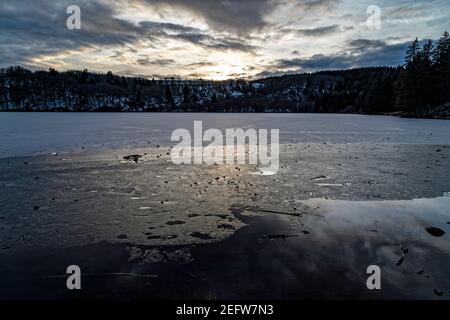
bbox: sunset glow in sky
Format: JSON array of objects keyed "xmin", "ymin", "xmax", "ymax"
[{"xmin": 1, "ymin": 0, "xmax": 449, "ymax": 80}]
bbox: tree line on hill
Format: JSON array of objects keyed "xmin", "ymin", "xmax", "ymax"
[{"xmin": 0, "ymin": 31, "xmax": 449, "ymax": 118}]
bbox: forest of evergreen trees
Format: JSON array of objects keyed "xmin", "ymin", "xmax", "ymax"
[
  {"xmin": 394, "ymin": 32, "xmax": 450, "ymax": 116},
  {"xmin": 0, "ymin": 32, "xmax": 449, "ymax": 118}
]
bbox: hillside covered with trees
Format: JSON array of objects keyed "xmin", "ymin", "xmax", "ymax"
[{"xmin": 1, "ymin": 32, "xmax": 449, "ymax": 118}]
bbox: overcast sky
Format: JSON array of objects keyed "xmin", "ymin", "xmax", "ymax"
[{"xmin": 0, "ymin": 0, "xmax": 448, "ymax": 80}]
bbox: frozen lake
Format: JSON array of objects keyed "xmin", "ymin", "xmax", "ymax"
[
  {"xmin": 0, "ymin": 112, "xmax": 449, "ymax": 299},
  {"xmin": 1, "ymin": 113, "xmax": 449, "ymax": 157}
]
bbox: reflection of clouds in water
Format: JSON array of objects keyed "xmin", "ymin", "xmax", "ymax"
[
  {"xmin": 301, "ymin": 195, "xmax": 450, "ymax": 254},
  {"xmin": 205, "ymin": 193, "xmax": 450, "ymax": 298},
  {"xmin": 281, "ymin": 195, "xmax": 450, "ymax": 298},
  {"xmin": 304, "ymin": 195, "xmax": 450, "ymax": 232}
]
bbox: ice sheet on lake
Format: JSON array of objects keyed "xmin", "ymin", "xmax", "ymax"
[{"xmin": 1, "ymin": 113, "xmax": 450, "ymax": 158}]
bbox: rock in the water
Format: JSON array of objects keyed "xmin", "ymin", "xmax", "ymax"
[
  {"xmin": 433, "ymin": 289, "xmax": 444, "ymax": 297},
  {"xmin": 123, "ymin": 155, "xmax": 142, "ymax": 163},
  {"xmin": 190, "ymin": 232, "xmax": 214, "ymax": 240},
  {"xmin": 425, "ymin": 227, "xmax": 445, "ymax": 237},
  {"xmin": 166, "ymin": 220, "xmax": 186, "ymax": 226}
]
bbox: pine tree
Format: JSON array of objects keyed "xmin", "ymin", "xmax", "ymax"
[
  {"xmin": 404, "ymin": 38, "xmax": 420, "ymax": 66},
  {"xmin": 421, "ymin": 40, "xmax": 434, "ymax": 64},
  {"xmin": 432, "ymin": 31, "xmax": 450, "ymax": 104},
  {"xmin": 433, "ymin": 31, "xmax": 449, "ymax": 64},
  {"xmin": 396, "ymin": 39, "xmax": 423, "ymax": 114},
  {"xmin": 416, "ymin": 40, "xmax": 435, "ymax": 113}
]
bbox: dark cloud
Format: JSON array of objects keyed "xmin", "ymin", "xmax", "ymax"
[
  {"xmin": 142, "ymin": 0, "xmax": 279, "ymax": 34},
  {"xmin": 0, "ymin": 0, "xmax": 145, "ymax": 66},
  {"xmin": 186, "ymin": 61, "xmax": 216, "ymax": 68},
  {"xmin": 260, "ymin": 39, "xmax": 409, "ymax": 76},
  {"xmin": 226, "ymin": 72, "xmax": 248, "ymax": 78},
  {"xmin": 386, "ymin": 4, "xmax": 427, "ymax": 18},
  {"xmin": 138, "ymin": 21, "xmax": 258, "ymax": 52},
  {"xmin": 137, "ymin": 58, "xmax": 176, "ymax": 66},
  {"xmin": 185, "ymin": 72, "xmax": 209, "ymax": 79},
  {"xmin": 283, "ymin": 24, "xmax": 353, "ymax": 37},
  {"xmin": 295, "ymin": 0, "xmax": 340, "ymax": 11},
  {"xmin": 143, "ymin": 0, "xmax": 342, "ymax": 35},
  {"xmin": 0, "ymin": 0, "xmax": 257, "ymax": 68}
]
